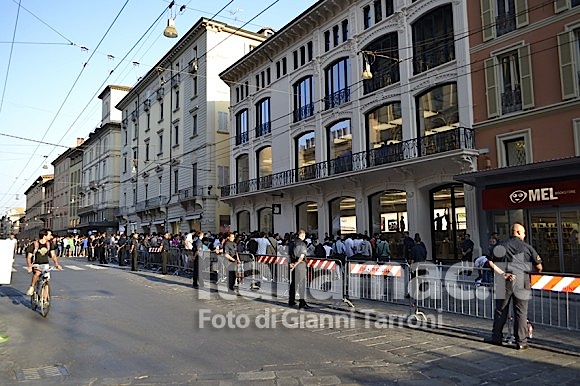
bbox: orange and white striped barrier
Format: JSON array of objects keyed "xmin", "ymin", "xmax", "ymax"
[
  {"xmin": 256, "ymin": 256, "xmax": 287, "ymax": 265},
  {"xmin": 530, "ymin": 274, "xmax": 580, "ymax": 293},
  {"xmin": 349, "ymin": 263, "xmax": 402, "ymax": 277},
  {"xmin": 148, "ymin": 247, "xmax": 162, "ymax": 253},
  {"xmin": 306, "ymin": 259, "xmax": 337, "ymax": 271}
]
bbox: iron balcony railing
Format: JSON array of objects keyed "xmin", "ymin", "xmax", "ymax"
[
  {"xmin": 220, "ymin": 127, "xmax": 474, "ymax": 198},
  {"xmin": 501, "ymin": 87, "xmax": 522, "ymax": 114},
  {"xmin": 496, "ymin": 12, "xmax": 516, "ymax": 37},
  {"xmin": 363, "ymin": 64, "xmax": 400, "ymax": 95},
  {"xmin": 236, "ymin": 131, "xmax": 249, "ymax": 145},
  {"xmin": 324, "ymin": 87, "xmax": 350, "ymax": 110},
  {"xmin": 255, "ymin": 122, "xmax": 272, "ymax": 137},
  {"xmin": 293, "ymin": 102, "xmax": 315, "ymax": 123},
  {"xmin": 135, "ymin": 196, "xmax": 168, "ymax": 212},
  {"xmin": 178, "ymin": 186, "xmax": 206, "ymax": 202}
]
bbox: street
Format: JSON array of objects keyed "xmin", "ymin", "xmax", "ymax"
[{"xmin": 1, "ymin": 254, "xmax": 579, "ymax": 385}]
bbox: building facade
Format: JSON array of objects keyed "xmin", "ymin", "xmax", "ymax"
[
  {"xmin": 457, "ymin": 0, "xmax": 580, "ymax": 273},
  {"xmin": 51, "ymin": 139, "xmax": 83, "ymax": 235},
  {"xmin": 77, "ymin": 85, "xmax": 129, "ymax": 234},
  {"xmin": 117, "ymin": 18, "xmax": 266, "ymax": 236},
  {"xmin": 220, "ymin": 0, "xmax": 480, "ymax": 260},
  {"xmin": 21, "ymin": 175, "xmax": 54, "ymax": 240}
]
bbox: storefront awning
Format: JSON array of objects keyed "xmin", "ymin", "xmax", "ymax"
[
  {"xmin": 152, "ymin": 219, "xmax": 165, "ymax": 225},
  {"xmin": 184, "ymin": 213, "xmax": 202, "ymax": 221},
  {"xmin": 455, "ymin": 156, "xmax": 580, "ymax": 188},
  {"xmin": 140, "ymin": 222, "xmax": 151, "ymax": 227}
]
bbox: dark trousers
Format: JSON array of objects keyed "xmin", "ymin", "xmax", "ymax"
[
  {"xmin": 492, "ymin": 280, "xmax": 530, "ymax": 345},
  {"xmin": 191, "ymin": 253, "xmax": 202, "ymax": 286},
  {"xmin": 97, "ymin": 247, "xmax": 106, "ymax": 264},
  {"xmin": 118, "ymin": 247, "xmax": 126, "ymax": 266},
  {"xmin": 288, "ymin": 262, "xmax": 307, "ymax": 304},
  {"xmin": 131, "ymin": 250, "xmax": 138, "ymax": 271},
  {"xmin": 226, "ymin": 260, "xmax": 237, "ymax": 291}
]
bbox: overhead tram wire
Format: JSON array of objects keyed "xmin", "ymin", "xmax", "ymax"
[{"xmin": 0, "ymin": 0, "xmax": 132, "ymax": 210}]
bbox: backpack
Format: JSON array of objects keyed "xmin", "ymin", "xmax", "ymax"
[
  {"xmin": 247, "ymin": 239, "xmax": 258, "ymax": 254},
  {"xmin": 314, "ymin": 243, "xmax": 326, "ymax": 259}
]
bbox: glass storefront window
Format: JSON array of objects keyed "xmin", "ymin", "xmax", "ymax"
[
  {"xmin": 296, "ymin": 131, "xmax": 316, "ymax": 181},
  {"xmin": 416, "ymin": 83, "xmax": 459, "ymax": 137},
  {"xmin": 369, "ymin": 190, "xmax": 407, "ymax": 259},
  {"xmin": 258, "ymin": 207, "xmax": 273, "ymax": 234},
  {"xmin": 367, "ymin": 103, "xmax": 402, "ymax": 148},
  {"xmin": 431, "ymin": 184, "xmax": 465, "ymax": 261},
  {"xmin": 329, "ymin": 197, "xmax": 356, "ymax": 236},
  {"xmin": 296, "ymin": 202, "xmax": 318, "ymax": 236},
  {"xmin": 328, "ymin": 120, "xmax": 352, "ymax": 174},
  {"xmin": 237, "ymin": 210, "xmax": 250, "ymax": 234}
]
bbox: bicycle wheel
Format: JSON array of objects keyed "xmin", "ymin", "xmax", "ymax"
[
  {"xmin": 31, "ymin": 292, "xmax": 38, "ymax": 311},
  {"xmin": 40, "ymin": 281, "xmax": 51, "ymax": 317}
]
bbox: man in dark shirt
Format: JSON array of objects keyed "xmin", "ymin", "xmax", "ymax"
[
  {"xmin": 192, "ymin": 231, "xmax": 204, "ymax": 288},
  {"xmin": 160, "ymin": 232, "xmax": 172, "ymax": 275},
  {"xmin": 129, "ymin": 233, "xmax": 140, "ymax": 272},
  {"xmin": 222, "ymin": 232, "xmax": 240, "ymax": 295},
  {"xmin": 288, "ymin": 229, "xmax": 311, "ymax": 309},
  {"xmin": 485, "ymin": 222, "xmax": 543, "ymax": 350},
  {"xmin": 25, "ymin": 228, "xmax": 62, "ymax": 296}
]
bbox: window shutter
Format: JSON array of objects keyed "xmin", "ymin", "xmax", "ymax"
[
  {"xmin": 514, "ymin": 0, "xmax": 529, "ymax": 29},
  {"xmin": 518, "ymin": 45, "xmax": 534, "ymax": 109},
  {"xmin": 481, "ymin": 0, "xmax": 494, "ymax": 42},
  {"xmin": 484, "ymin": 58, "xmax": 499, "ymax": 118},
  {"xmin": 554, "ymin": 0, "xmax": 568, "ymax": 13},
  {"xmin": 557, "ymin": 31, "xmax": 578, "ymax": 100}
]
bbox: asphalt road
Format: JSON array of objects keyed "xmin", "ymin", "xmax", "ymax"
[{"xmin": 1, "ymin": 254, "xmax": 579, "ymax": 385}]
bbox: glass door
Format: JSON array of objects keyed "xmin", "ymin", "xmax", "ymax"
[
  {"xmin": 529, "ymin": 209, "xmax": 560, "ymax": 272},
  {"xmin": 560, "ymin": 209, "xmax": 580, "ymax": 274}
]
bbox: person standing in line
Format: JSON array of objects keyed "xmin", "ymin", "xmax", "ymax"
[
  {"xmin": 289, "ymin": 229, "xmax": 311, "ymax": 310},
  {"xmin": 222, "ymin": 232, "xmax": 240, "ymax": 295},
  {"xmin": 117, "ymin": 233, "xmax": 127, "ymax": 266},
  {"xmin": 7, "ymin": 233, "xmax": 18, "ymax": 257},
  {"xmin": 160, "ymin": 232, "xmax": 172, "ymax": 275},
  {"xmin": 192, "ymin": 231, "xmax": 204, "ymax": 288},
  {"xmin": 129, "ymin": 233, "xmax": 140, "ymax": 272},
  {"xmin": 403, "ymin": 231, "xmax": 415, "ymax": 262},
  {"xmin": 460, "ymin": 233, "xmax": 475, "ymax": 276},
  {"xmin": 485, "ymin": 222, "xmax": 543, "ymax": 350}
]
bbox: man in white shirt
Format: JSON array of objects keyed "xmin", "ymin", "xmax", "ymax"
[
  {"xmin": 256, "ymin": 232, "xmax": 270, "ymax": 256},
  {"xmin": 7, "ymin": 233, "xmax": 18, "ymax": 257}
]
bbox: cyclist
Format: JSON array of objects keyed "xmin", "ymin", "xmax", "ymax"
[{"xmin": 25, "ymin": 228, "xmax": 62, "ymax": 296}]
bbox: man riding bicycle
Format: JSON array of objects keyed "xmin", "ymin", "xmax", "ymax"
[{"xmin": 26, "ymin": 228, "xmax": 62, "ymax": 296}]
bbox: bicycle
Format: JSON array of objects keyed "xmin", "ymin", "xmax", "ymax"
[{"xmin": 30, "ymin": 264, "xmax": 57, "ymax": 317}]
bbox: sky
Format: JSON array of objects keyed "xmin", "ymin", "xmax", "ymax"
[{"xmin": 0, "ymin": 0, "xmax": 318, "ymax": 215}]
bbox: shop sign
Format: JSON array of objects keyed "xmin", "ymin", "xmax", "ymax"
[{"xmin": 482, "ymin": 179, "xmax": 580, "ymax": 210}]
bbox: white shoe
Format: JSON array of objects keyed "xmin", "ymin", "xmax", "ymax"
[{"xmin": 26, "ymin": 286, "xmax": 34, "ymax": 296}]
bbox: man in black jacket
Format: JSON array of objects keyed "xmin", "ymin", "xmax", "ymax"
[{"xmin": 288, "ymin": 229, "xmax": 311, "ymax": 309}]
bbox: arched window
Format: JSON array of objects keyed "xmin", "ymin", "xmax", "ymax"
[
  {"xmin": 296, "ymin": 201, "xmax": 318, "ymax": 236},
  {"xmin": 293, "ymin": 76, "xmax": 314, "ymax": 122},
  {"xmin": 327, "ymin": 120, "xmax": 352, "ymax": 174},
  {"xmin": 296, "ymin": 131, "xmax": 316, "ymax": 181},
  {"xmin": 255, "ymin": 98, "xmax": 271, "ymax": 137},
  {"xmin": 237, "ymin": 210, "xmax": 251, "ymax": 234},
  {"xmin": 236, "ymin": 154, "xmax": 249, "ymax": 193},
  {"xmin": 257, "ymin": 207, "xmax": 273, "ymax": 234},
  {"xmin": 416, "ymin": 83, "xmax": 459, "ymax": 155},
  {"xmin": 362, "ymin": 32, "xmax": 399, "ymax": 95},
  {"xmin": 257, "ymin": 146, "xmax": 272, "ymax": 189},
  {"xmin": 412, "ymin": 4, "xmax": 455, "ymax": 74},
  {"xmin": 235, "ymin": 109, "xmax": 249, "ymax": 145},
  {"xmin": 367, "ymin": 103, "xmax": 403, "ymax": 166},
  {"xmin": 324, "ymin": 57, "xmax": 350, "ymax": 109},
  {"xmin": 368, "ymin": 190, "xmax": 407, "ymax": 259},
  {"xmin": 329, "ymin": 196, "xmax": 357, "ymax": 236}
]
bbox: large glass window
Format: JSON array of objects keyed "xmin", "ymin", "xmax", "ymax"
[
  {"xmin": 367, "ymin": 102, "xmax": 403, "ymax": 166},
  {"xmin": 412, "ymin": 4, "xmax": 455, "ymax": 74},
  {"xmin": 325, "ymin": 58, "xmax": 350, "ymax": 110},
  {"xmin": 296, "ymin": 131, "xmax": 316, "ymax": 181},
  {"xmin": 329, "ymin": 197, "xmax": 357, "ymax": 236},
  {"xmin": 255, "ymin": 98, "xmax": 271, "ymax": 137},
  {"xmin": 235, "ymin": 109, "xmax": 249, "ymax": 145},
  {"xmin": 328, "ymin": 120, "xmax": 352, "ymax": 174},
  {"xmin": 297, "ymin": 202, "xmax": 318, "ymax": 236},
  {"xmin": 416, "ymin": 83, "xmax": 459, "ymax": 156},
  {"xmin": 362, "ymin": 32, "xmax": 399, "ymax": 95},
  {"xmin": 257, "ymin": 146, "xmax": 272, "ymax": 189},
  {"xmin": 258, "ymin": 207, "xmax": 273, "ymax": 234},
  {"xmin": 237, "ymin": 210, "xmax": 250, "ymax": 234},
  {"xmin": 293, "ymin": 76, "xmax": 314, "ymax": 122},
  {"xmin": 431, "ymin": 184, "xmax": 465, "ymax": 262},
  {"xmin": 369, "ymin": 190, "xmax": 407, "ymax": 259},
  {"xmin": 236, "ymin": 154, "xmax": 249, "ymax": 193}
]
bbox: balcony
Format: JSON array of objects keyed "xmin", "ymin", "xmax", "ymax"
[
  {"xmin": 363, "ymin": 64, "xmax": 400, "ymax": 95},
  {"xmin": 131, "ymin": 110, "xmax": 138, "ymax": 122},
  {"xmin": 293, "ymin": 102, "xmax": 315, "ymax": 123},
  {"xmin": 220, "ymin": 127, "xmax": 475, "ymax": 198},
  {"xmin": 255, "ymin": 122, "xmax": 271, "ymax": 137},
  {"xmin": 178, "ymin": 186, "xmax": 206, "ymax": 203},
  {"xmin": 235, "ymin": 131, "xmax": 249, "ymax": 146},
  {"xmin": 77, "ymin": 203, "xmax": 96, "ymax": 216},
  {"xmin": 501, "ymin": 87, "xmax": 522, "ymax": 114},
  {"xmin": 156, "ymin": 87, "xmax": 164, "ymax": 100},
  {"xmin": 324, "ymin": 87, "xmax": 350, "ymax": 110},
  {"xmin": 89, "ymin": 180, "xmax": 98, "ymax": 191},
  {"xmin": 135, "ymin": 196, "xmax": 167, "ymax": 213},
  {"xmin": 143, "ymin": 99, "xmax": 151, "ymax": 112}
]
